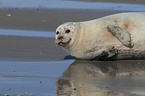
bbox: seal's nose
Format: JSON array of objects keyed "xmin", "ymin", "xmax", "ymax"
[{"xmin": 58, "ymin": 36, "xmax": 63, "ymax": 40}]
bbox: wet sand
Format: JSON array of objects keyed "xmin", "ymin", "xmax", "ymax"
[
  {"xmin": 0, "ymin": 35, "xmax": 68, "ymax": 61},
  {"xmin": 0, "ymin": 8, "xmax": 126, "ymax": 31},
  {"xmin": 0, "ymin": 0, "xmax": 145, "ymax": 96}
]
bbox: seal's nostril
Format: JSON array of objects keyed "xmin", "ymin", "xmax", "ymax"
[
  {"xmin": 56, "ymin": 31, "xmax": 59, "ymax": 35},
  {"xmin": 58, "ymin": 36, "xmax": 63, "ymax": 40}
]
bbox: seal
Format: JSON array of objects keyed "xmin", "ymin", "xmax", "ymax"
[{"xmin": 55, "ymin": 12, "xmax": 145, "ymax": 60}]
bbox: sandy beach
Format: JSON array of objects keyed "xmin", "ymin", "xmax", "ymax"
[
  {"xmin": 0, "ymin": 8, "xmax": 126, "ymax": 31},
  {"xmin": 0, "ymin": 35, "xmax": 68, "ymax": 61},
  {"xmin": 0, "ymin": 0, "xmax": 145, "ymax": 95}
]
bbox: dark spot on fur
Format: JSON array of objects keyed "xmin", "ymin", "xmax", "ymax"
[{"xmin": 73, "ymin": 88, "xmax": 77, "ymax": 90}]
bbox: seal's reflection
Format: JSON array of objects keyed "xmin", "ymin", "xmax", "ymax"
[{"xmin": 56, "ymin": 60, "xmax": 145, "ymax": 96}]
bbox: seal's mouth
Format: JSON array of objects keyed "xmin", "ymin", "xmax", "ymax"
[{"xmin": 58, "ymin": 38, "xmax": 71, "ymax": 47}]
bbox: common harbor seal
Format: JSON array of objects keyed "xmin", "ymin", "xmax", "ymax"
[{"xmin": 55, "ymin": 12, "xmax": 145, "ymax": 60}]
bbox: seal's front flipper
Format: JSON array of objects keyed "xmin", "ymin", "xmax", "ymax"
[
  {"xmin": 108, "ymin": 46, "xmax": 118, "ymax": 57},
  {"xmin": 98, "ymin": 46, "xmax": 118, "ymax": 61},
  {"xmin": 107, "ymin": 25, "xmax": 134, "ymax": 48}
]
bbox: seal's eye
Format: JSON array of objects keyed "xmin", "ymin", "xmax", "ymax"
[
  {"xmin": 56, "ymin": 31, "xmax": 59, "ymax": 35},
  {"xmin": 65, "ymin": 29, "xmax": 70, "ymax": 33}
]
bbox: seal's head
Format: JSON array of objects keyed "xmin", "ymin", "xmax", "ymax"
[{"xmin": 55, "ymin": 22, "xmax": 79, "ymax": 48}]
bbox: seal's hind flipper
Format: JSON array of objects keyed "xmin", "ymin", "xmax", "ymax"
[{"xmin": 107, "ymin": 25, "xmax": 134, "ymax": 48}]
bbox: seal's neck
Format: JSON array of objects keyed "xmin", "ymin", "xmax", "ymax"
[
  {"xmin": 70, "ymin": 23, "xmax": 83, "ymax": 48},
  {"xmin": 65, "ymin": 23, "xmax": 84, "ymax": 54}
]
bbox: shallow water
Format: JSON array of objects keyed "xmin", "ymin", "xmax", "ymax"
[
  {"xmin": 0, "ymin": 29, "xmax": 55, "ymax": 37},
  {"xmin": 0, "ymin": 60, "xmax": 74, "ymax": 96},
  {"xmin": 1, "ymin": 60, "xmax": 145, "ymax": 96},
  {"xmin": 1, "ymin": 0, "xmax": 145, "ymax": 11}
]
